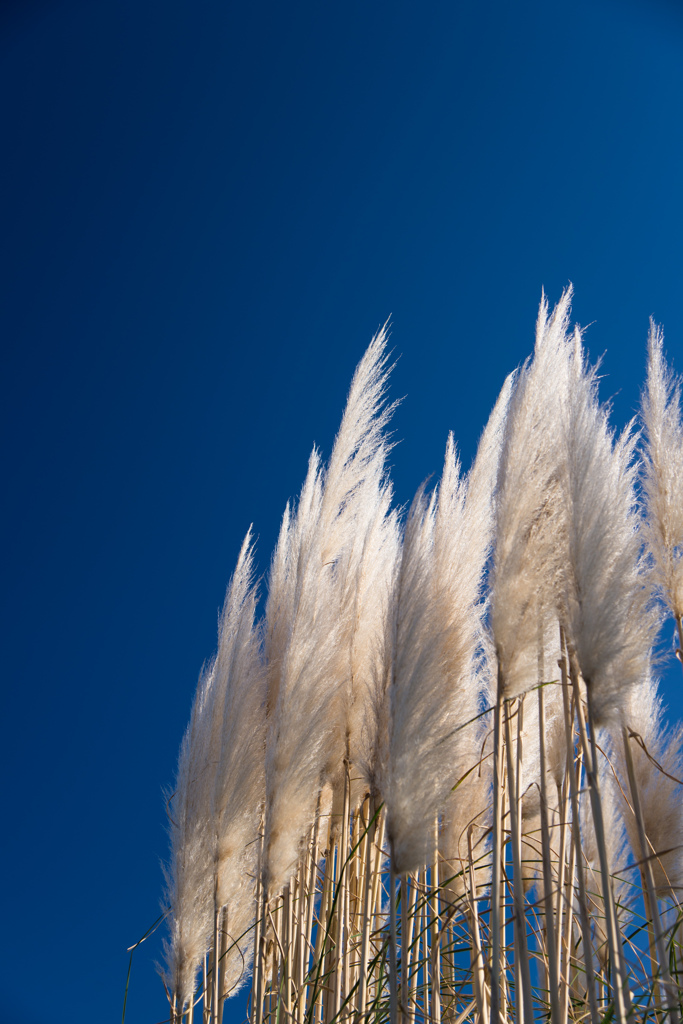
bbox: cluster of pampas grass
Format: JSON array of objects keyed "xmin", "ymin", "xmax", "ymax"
[{"xmin": 156, "ymin": 292, "xmax": 683, "ymax": 1024}]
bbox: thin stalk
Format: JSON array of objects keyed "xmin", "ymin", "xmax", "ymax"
[
  {"xmin": 273, "ymin": 898, "xmax": 284, "ymax": 1021},
  {"xmin": 255, "ymin": 822, "xmax": 268, "ymax": 1024},
  {"xmin": 431, "ymin": 822, "xmax": 442, "ymax": 1024},
  {"xmin": 217, "ymin": 906, "xmax": 228, "ymax": 1024},
  {"xmin": 559, "ymin": 782, "xmax": 576, "ymax": 1024},
  {"xmin": 406, "ymin": 871, "xmax": 421, "ymax": 1024},
  {"xmin": 554, "ymin": 777, "xmax": 569, "ymax": 984},
  {"xmin": 501, "ymin": 761, "xmax": 509, "ymax": 1024},
  {"xmin": 204, "ymin": 950, "xmax": 211, "ymax": 1024},
  {"xmin": 402, "ymin": 875, "xmax": 409, "ymax": 1021},
  {"xmin": 538, "ymin": 684, "xmax": 561, "ymax": 1024},
  {"xmin": 347, "ymin": 806, "xmax": 362, "ymax": 1005},
  {"xmin": 640, "ymin": 861, "xmax": 662, "ymax": 1021},
  {"xmin": 358, "ymin": 798, "xmax": 378, "ymax": 1020},
  {"xmin": 295, "ymin": 857, "xmax": 306, "ymax": 1024},
  {"xmin": 390, "ymin": 865, "xmax": 399, "ymax": 1024},
  {"xmin": 344, "ymin": 842, "xmax": 353, "ymax": 1005},
  {"xmin": 490, "ymin": 665, "xmax": 505, "ymax": 1024},
  {"xmin": 622, "ymin": 726, "xmax": 680, "ymax": 1023},
  {"xmin": 468, "ymin": 827, "xmax": 489, "ymax": 1024},
  {"xmin": 334, "ymin": 767, "xmax": 351, "ymax": 1020},
  {"xmin": 370, "ymin": 811, "xmax": 386, "ymax": 961},
  {"xmin": 323, "ymin": 844, "xmax": 338, "ymax": 1024},
  {"xmin": 312, "ymin": 815, "xmax": 333, "ymax": 972},
  {"xmin": 304, "ymin": 807, "xmax": 322, "ymax": 1018},
  {"xmin": 212, "ymin": 894, "xmax": 221, "ymax": 1024},
  {"xmin": 254, "ymin": 825, "xmax": 265, "ymax": 1024},
  {"xmin": 576, "ymin": 669, "xmax": 631, "ymax": 1022},
  {"xmin": 558, "ymin": 644, "xmax": 599, "ymax": 1024},
  {"xmin": 312, "ymin": 841, "xmax": 334, "ymax": 1024},
  {"xmin": 515, "ymin": 696, "xmax": 525, "ymax": 1024},
  {"xmin": 419, "ymin": 871, "xmax": 429, "ymax": 1021},
  {"xmin": 284, "ymin": 880, "xmax": 294, "ymax": 1022},
  {"xmin": 504, "ymin": 697, "xmax": 534, "ymax": 1024}
]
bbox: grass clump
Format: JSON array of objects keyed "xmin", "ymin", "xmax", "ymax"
[{"xmin": 152, "ymin": 292, "xmax": 683, "ymax": 1024}]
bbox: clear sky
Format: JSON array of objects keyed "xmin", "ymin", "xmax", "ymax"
[{"xmin": 2, "ymin": 1, "xmax": 683, "ymax": 1021}]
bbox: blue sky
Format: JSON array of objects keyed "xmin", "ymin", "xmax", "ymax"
[{"xmin": 2, "ymin": 1, "xmax": 683, "ymax": 1021}]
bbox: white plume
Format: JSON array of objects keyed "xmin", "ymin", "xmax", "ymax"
[
  {"xmin": 491, "ymin": 289, "xmax": 573, "ymax": 697},
  {"xmin": 263, "ymin": 327, "xmax": 396, "ymax": 895},
  {"xmin": 211, "ymin": 531, "xmax": 266, "ymax": 996},
  {"xmin": 641, "ymin": 321, "xmax": 683, "ymax": 623},
  {"xmin": 560, "ymin": 334, "xmax": 657, "ymax": 724},
  {"xmin": 162, "ymin": 663, "xmax": 216, "ymax": 1010}
]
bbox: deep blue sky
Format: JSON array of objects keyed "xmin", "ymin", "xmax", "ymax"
[{"xmin": 2, "ymin": 1, "xmax": 683, "ymax": 1021}]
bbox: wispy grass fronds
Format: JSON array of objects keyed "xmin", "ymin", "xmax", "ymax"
[
  {"xmin": 156, "ymin": 303, "xmax": 683, "ymax": 1024},
  {"xmin": 560, "ymin": 330, "xmax": 657, "ymax": 725},
  {"xmin": 161, "ymin": 530, "xmax": 265, "ymax": 1016},
  {"xmin": 263, "ymin": 448, "xmax": 341, "ymax": 895},
  {"xmin": 439, "ymin": 372, "xmax": 513, "ymax": 892},
  {"xmin": 264, "ymin": 326, "xmax": 397, "ymax": 896},
  {"xmin": 641, "ymin": 321, "xmax": 683, "ymax": 627},
  {"xmin": 491, "ymin": 288, "xmax": 572, "ymax": 698},
  {"xmin": 347, "ymin": 486, "xmax": 401, "ymax": 809},
  {"xmin": 384, "ymin": 482, "xmax": 441, "ymax": 875},
  {"xmin": 162, "ymin": 661, "xmax": 215, "ymax": 1012},
  {"xmin": 211, "ymin": 530, "xmax": 266, "ymax": 996}
]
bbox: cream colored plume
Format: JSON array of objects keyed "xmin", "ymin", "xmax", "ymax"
[
  {"xmin": 162, "ymin": 531, "xmax": 266, "ymax": 1007},
  {"xmin": 211, "ymin": 530, "xmax": 266, "ymax": 996},
  {"xmin": 162, "ymin": 661, "xmax": 216, "ymax": 1010},
  {"xmin": 386, "ymin": 373, "xmax": 512, "ymax": 877},
  {"xmin": 345, "ymin": 485, "xmax": 401, "ymax": 810},
  {"xmin": 641, "ymin": 321, "xmax": 683, "ymax": 624},
  {"xmin": 384, "ymin": 483, "xmax": 441, "ymax": 874},
  {"xmin": 329, "ymin": 328, "xmax": 399, "ymax": 809},
  {"xmin": 263, "ymin": 327, "xmax": 396, "ymax": 895},
  {"xmin": 560, "ymin": 334, "xmax": 657, "ymax": 725},
  {"xmin": 354, "ymin": 508, "xmax": 402, "ymax": 807},
  {"xmin": 437, "ymin": 373, "xmax": 513, "ymax": 893},
  {"xmin": 263, "ymin": 450, "xmax": 339, "ymax": 894},
  {"xmin": 491, "ymin": 289, "xmax": 573, "ymax": 698}
]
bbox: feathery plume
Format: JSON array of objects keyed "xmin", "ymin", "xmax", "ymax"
[
  {"xmin": 346, "ymin": 486, "xmax": 401, "ymax": 809},
  {"xmin": 162, "ymin": 531, "xmax": 264, "ymax": 1008},
  {"xmin": 211, "ymin": 531, "xmax": 266, "ymax": 996},
  {"xmin": 384, "ymin": 483, "xmax": 441, "ymax": 874},
  {"xmin": 162, "ymin": 662, "xmax": 216, "ymax": 1011},
  {"xmin": 355, "ymin": 508, "xmax": 401, "ymax": 806},
  {"xmin": 641, "ymin": 321, "xmax": 683, "ymax": 625},
  {"xmin": 263, "ymin": 450, "xmax": 340, "ymax": 893},
  {"xmin": 561, "ymin": 333, "xmax": 657, "ymax": 724},
  {"xmin": 438, "ymin": 373, "xmax": 513, "ymax": 890},
  {"xmin": 387, "ymin": 373, "xmax": 512, "ymax": 878},
  {"xmin": 263, "ymin": 327, "xmax": 396, "ymax": 894},
  {"xmin": 491, "ymin": 289, "xmax": 573, "ymax": 697},
  {"xmin": 158, "ymin": 300, "xmax": 683, "ymax": 1024}
]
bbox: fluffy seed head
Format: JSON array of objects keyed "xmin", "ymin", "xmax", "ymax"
[{"xmin": 641, "ymin": 321, "xmax": 683, "ymax": 622}]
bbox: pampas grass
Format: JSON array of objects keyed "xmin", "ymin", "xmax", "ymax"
[
  {"xmin": 641, "ymin": 322, "xmax": 683, "ymax": 630},
  {"xmin": 153, "ymin": 299, "xmax": 683, "ymax": 1024}
]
